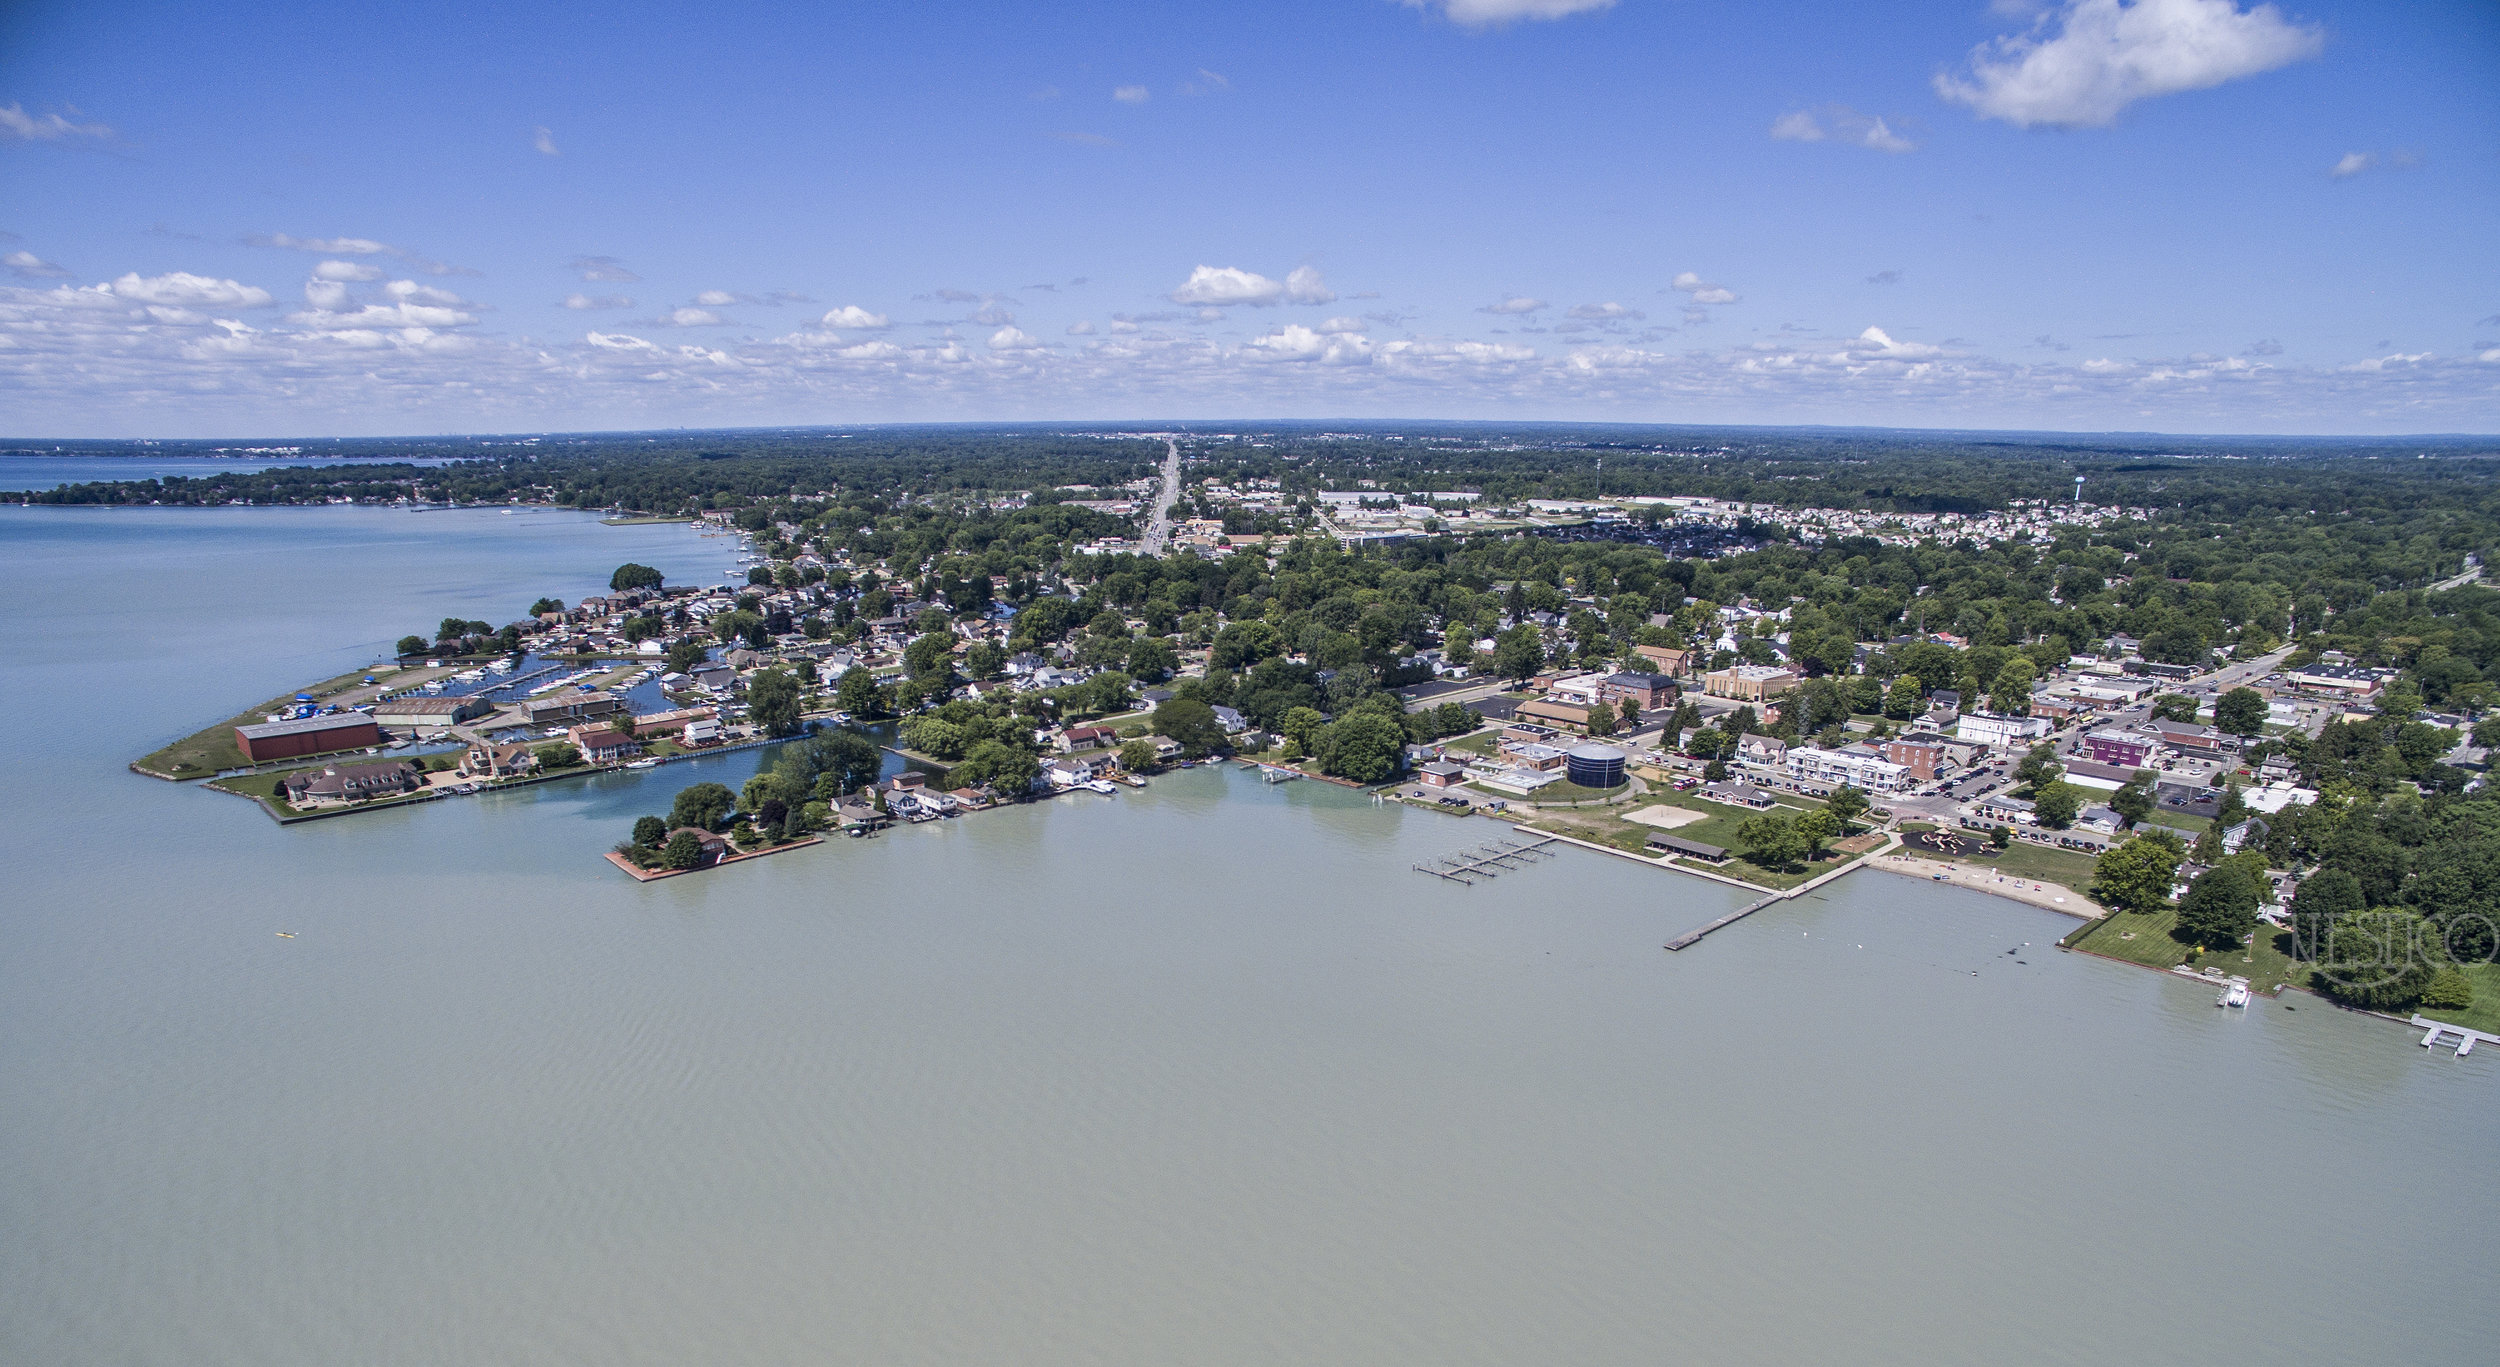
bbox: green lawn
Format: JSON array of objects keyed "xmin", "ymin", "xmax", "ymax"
[
  {"xmin": 2418, "ymin": 961, "xmax": 2500, "ymax": 1035},
  {"xmin": 134, "ymin": 668, "xmax": 383, "ymax": 779},
  {"xmin": 1914, "ymin": 836, "xmax": 2105, "ymax": 892},
  {"xmin": 2064, "ymin": 908, "xmax": 2307, "ymax": 995},
  {"xmin": 1521, "ymin": 795, "xmax": 1869, "ymax": 890}
]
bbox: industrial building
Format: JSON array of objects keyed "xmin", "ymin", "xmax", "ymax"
[
  {"xmin": 1564, "ymin": 743, "xmax": 1626, "ymax": 789},
  {"xmin": 233, "ymin": 713, "xmax": 383, "ymax": 764}
]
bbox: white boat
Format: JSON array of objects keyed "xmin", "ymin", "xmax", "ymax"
[
  {"xmin": 2219, "ymin": 980, "xmax": 2251, "ymax": 1008},
  {"xmin": 1085, "ymin": 778, "xmax": 1117, "ymax": 794},
  {"xmin": 625, "ymin": 758, "xmax": 660, "ymax": 770}
]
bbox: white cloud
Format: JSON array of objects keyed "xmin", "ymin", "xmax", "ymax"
[
  {"xmin": 109, "ymin": 272, "xmax": 274, "ymax": 308},
  {"xmin": 1245, "ymin": 324, "xmax": 1372, "ymax": 365},
  {"xmin": 564, "ymin": 293, "xmax": 634, "ymax": 310},
  {"xmin": 586, "ymin": 332, "xmax": 658, "ymax": 351},
  {"xmin": 1569, "ymin": 301, "xmax": 1644, "ymax": 321},
  {"xmin": 1109, "ymin": 319, "xmax": 1141, "ymax": 334},
  {"xmin": 1670, "ymin": 272, "xmax": 1740, "ymax": 306},
  {"xmin": 571, "ymin": 255, "xmax": 640, "ymax": 283},
  {"xmin": 1936, "ymin": 0, "xmax": 2325, "ymax": 129},
  {"xmin": 1400, "ymin": 0, "xmax": 1616, "ymax": 28},
  {"xmin": 821, "ymin": 305, "xmax": 891, "ymax": 329},
  {"xmin": 0, "ymin": 103, "xmax": 112, "ymax": 142},
  {"xmin": 1285, "ymin": 266, "xmax": 1336, "ymax": 304},
  {"xmin": 989, "ymin": 325, "xmax": 1044, "ymax": 350},
  {"xmin": 1479, "ymin": 296, "xmax": 1547, "ymax": 315},
  {"xmin": 661, "ymin": 307, "xmax": 726, "ymax": 327},
  {"xmin": 970, "ymin": 304, "xmax": 1015, "ymax": 326},
  {"xmin": 1113, "ymin": 85, "xmax": 1151, "ymax": 104},
  {"xmin": 1854, "ymin": 326, "xmax": 1943, "ymax": 359},
  {"xmin": 313, "ymin": 260, "xmax": 384, "ymax": 282},
  {"xmin": 2329, "ymin": 151, "xmax": 2371, "ymax": 178},
  {"xmin": 1316, "ymin": 316, "xmax": 1367, "ymax": 334},
  {"xmin": 303, "ymin": 279, "xmax": 352, "ymax": 311},
  {"xmin": 4, "ymin": 250, "xmax": 70, "ymax": 280},
  {"xmin": 1170, "ymin": 265, "xmax": 1285, "ymax": 306},
  {"xmin": 695, "ymin": 289, "xmax": 745, "ymax": 307},
  {"xmin": 2338, "ymin": 352, "xmax": 2432, "ymax": 373},
  {"xmin": 533, "ymin": 126, "xmax": 559, "ymax": 156},
  {"xmin": 383, "ymin": 280, "xmax": 471, "ymax": 308},
  {"xmin": 253, "ymin": 233, "xmax": 395, "ymax": 256},
  {"xmin": 1180, "ymin": 69, "xmax": 1231, "ymax": 96},
  {"xmin": 1769, "ymin": 107, "xmax": 1916, "ymax": 152},
  {"xmin": 1066, "ymin": 320, "xmax": 1097, "ymax": 335}
]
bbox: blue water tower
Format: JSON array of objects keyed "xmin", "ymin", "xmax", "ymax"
[{"xmin": 1565, "ymin": 743, "xmax": 1626, "ymax": 788}]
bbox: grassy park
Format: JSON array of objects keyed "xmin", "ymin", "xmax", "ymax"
[{"xmin": 2064, "ymin": 907, "xmax": 2307, "ymax": 995}]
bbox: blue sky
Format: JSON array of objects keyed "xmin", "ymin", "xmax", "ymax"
[{"xmin": 1, "ymin": 0, "xmax": 2494, "ymax": 436}]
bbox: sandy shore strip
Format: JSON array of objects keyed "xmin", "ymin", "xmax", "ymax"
[{"xmin": 1870, "ymin": 852, "xmax": 2100, "ymax": 919}]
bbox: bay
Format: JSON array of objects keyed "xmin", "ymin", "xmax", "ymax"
[{"xmin": 0, "ymin": 507, "xmax": 2489, "ymax": 1366}]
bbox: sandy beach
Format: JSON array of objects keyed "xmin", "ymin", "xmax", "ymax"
[{"xmin": 1871, "ymin": 852, "xmax": 2101, "ymax": 919}]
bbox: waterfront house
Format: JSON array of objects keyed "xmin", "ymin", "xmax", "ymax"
[
  {"xmin": 1060, "ymin": 724, "xmax": 1116, "ymax": 753},
  {"xmin": 664, "ymin": 827, "xmax": 729, "ymax": 868},
  {"xmin": 459, "ymin": 742, "xmax": 536, "ymax": 779},
  {"xmin": 568, "ymin": 725, "xmax": 642, "ymax": 764},
  {"xmin": 283, "ymin": 759, "xmax": 422, "ymax": 808}
]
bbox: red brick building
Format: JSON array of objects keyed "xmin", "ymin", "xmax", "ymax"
[{"xmin": 234, "ymin": 714, "xmax": 383, "ymax": 764}]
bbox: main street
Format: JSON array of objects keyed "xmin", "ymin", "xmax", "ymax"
[{"xmin": 1137, "ymin": 437, "xmax": 1183, "ymax": 556}]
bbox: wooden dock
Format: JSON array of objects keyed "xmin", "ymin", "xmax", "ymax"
[
  {"xmin": 1663, "ymin": 893, "xmax": 1786, "ymax": 951},
  {"xmin": 2412, "ymin": 1016, "xmax": 2499, "ymax": 1058},
  {"xmin": 1413, "ymin": 835, "xmax": 1561, "ymax": 884}
]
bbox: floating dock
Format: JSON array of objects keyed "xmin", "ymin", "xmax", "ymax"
[
  {"xmin": 2411, "ymin": 1016, "xmax": 2499, "ymax": 1058},
  {"xmin": 1412, "ymin": 835, "xmax": 1561, "ymax": 884}
]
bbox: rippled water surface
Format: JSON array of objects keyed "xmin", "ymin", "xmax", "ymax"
[{"xmin": 1, "ymin": 507, "xmax": 2490, "ymax": 1366}]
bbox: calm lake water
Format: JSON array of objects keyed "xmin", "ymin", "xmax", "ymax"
[{"xmin": 0, "ymin": 507, "xmax": 2491, "ymax": 1366}]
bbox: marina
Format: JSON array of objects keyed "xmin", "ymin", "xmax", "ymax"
[{"xmin": 1411, "ymin": 835, "xmax": 1561, "ymax": 883}]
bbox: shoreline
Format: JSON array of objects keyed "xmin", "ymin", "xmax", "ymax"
[{"xmin": 1867, "ymin": 852, "xmax": 2098, "ymax": 919}]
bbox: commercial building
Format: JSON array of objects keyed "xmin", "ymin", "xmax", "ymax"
[
  {"xmin": 1879, "ymin": 737, "xmax": 1949, "ymax": 782},
  {"xmin": 522, "ymin": 690, "xmax": 627, "ymax": 725},
  {"xmin": 2284, "ymin": 663, "xmax": 2390, "ymax": 697},
  {"xmin": 2082, "ymin": 727, "xmax": 2154, "ymax": 768},
  {"xmin": 233, "ymin": 713, "xmax": 384, "ymax": 764},
  {"xmin": 370, "ymin": 695, "xmax": 494, "ymax": 729},
  {"xmin": 1632, "ymin": 645, "xmax": 1694, "ymax": 677},
  {"xmin": 1515, "ymin": 698, "xmax": 1595, "ymax": 733},
  {"xmin": 1954, "ymin": 711, "xmax": 2053, "ymax": 749},
  {"xmin": 1785, "ymin": 744, "xmax": 1910, "ymax": 793},
  {"xmin": 1600, "ymin": 672, "xmax": 1680, "ymax": 711},
  {"xmin": 1417, "ymin": 761, "xmax": 1467, "ymax": 789},
  {"xmin": 1702, "ymin": 665, "xmax": 1799, "ymax": 702}
]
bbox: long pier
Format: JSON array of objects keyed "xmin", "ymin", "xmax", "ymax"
[
  {"xmin": 1664, "ymin": 893, "xmax": 1786, "ymax": 951},
  {"xmin": 1412, "ymin": 835, "xmax": 1561, "ymax": 884}
]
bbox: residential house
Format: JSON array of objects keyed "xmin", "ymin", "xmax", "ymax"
[
  {"xmin": 459, "ymin": 742, "xmax": 536, "ymax": 779},
  {"xmin": 1060, "ymin": 724, "xmax": 1116, "ymax": 753},
  {"xmin": 664, "ymin": 828, "xmax": 730, "ymax": 868},
  {"xmin": 282, "ymin": 760, "xmax": 422, "ymax": 808},
  {"xmin": 1735, "ymin": 733, "xmax": 1788, "ymax": 768},
  {"xmin": 568, "ymin": 725, "xmax": 643, "ymax": 764}
]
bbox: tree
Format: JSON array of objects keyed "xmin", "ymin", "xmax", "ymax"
[
  {"xmin": 1796, "ymin": 808, "xmax": 1841, "ymax": 858},
  {"xmin": 1210, "ymin": 620, "xmax": 1282, "ymax": 670},
  {"xmin": 1153, "ymin": 698, "xmax": 1227, "ymax": 757},
  {"xmin": 1584, "ymin": 702, "xmax": 1617, "ymax": 736},
  {"xmin": 395, "ymin": 634, "xmax": 429, "ymax": 657},
  {"xmin": 835, "ymin": 667, "xmax": 889, "ymax": 718},
  {"xmin": 2034, "ymin": 781, "xmax": 2084, "ymax": 830},
  {"xmin": 1619, "ymin": 695, "xmax": 1643, "ymax": 729},
  {"xmin": 1492, "ymin": 624, "xmax": 1546, "ymax": 683},
  {"xmin": 1883, "ymin": 675, "xmax": 1923, "ymax": 720},
  {"xmin": 660, "ymin": 830, "xmax": 706, "ymax": 870},
  {"xmin": 797, "ymin": 728, "xmax": 883, "ymax": 797},
  {"xmin": 1118, "ymin": 738, "xmax": 1159, "ymax": 773},
  {"xmin": 1704, "ymin": 757, "xmax": 1729, "ymax": 781},
  {"xmin": 2015, "ymin": 742, "xmax": 2063, "ymax": 792},
  {"xmin": 1278, "ymin": 706, "xmax": 1327, "ymax": 754},
  {"xmin": 532, "ymin": 742, "xmax": 581, "ymax": 769},
  {"xmin": 747, "ymin": 667, "xmax": 804, "ymax": 736},
  {"xmin": 1124, "ymin": 635, "xmax": 1178, "ymax": 682},
  {"xmin": 2215, "ymin": 686, "xmax": 2268, "ymax": 738},
  {"xmin": 2110, "ymin": 774, "xmax": 2156, "ymax": 827},
  {"xmin": 1736, "ymin": 812, "xmax": 1807, "ymax": 869},
  {"xmin": 2173, "ymin": 861, "xmax": 2260, "ymax": 949},
  {"xmin": 1825, "ymin": 784, "xmax": 1870, "ymax": 829},
  {"xmin": 1988, "ymin": 824, "xmax": 2012, "ymax": 850},
  {"xmin": 1989, "ymin": 657, "xmax": 2037, "ymax": 715},
  {"xmin": 664, "ymin": 640, "xmax": 707, "ymax": 673},
  {"xmin": 900, "ymin": 716, "xmax": 966, "ymax": 759},
  {"xmin": 610, "ymin": 563, "xmax": 664, "ymax": 592},
  {"xmin": 529, "ymin": 597, "xmax": 564, "ymax": 616},
  {"xmin": 903, "ymin": 630, "xmax": 957, "ymax": 680},
  {"xmin": 2091, "ymin": 832, "xmax": 2182, "ymax": 912},
  {"xmin": 632, "ymin": 815, "xmax": 667, "ymax": 848},
  {"xmin": 2150, "ymin": 693, "xmax": 2199, "ymax": 724},
  {"xmin": 669, "ymin": 781, "xmax": 737, "ymax": 831},
  {"xmin": 954, "ymin": 739, "xmax": 1041, "ymax": 794},
  {"xmin": 2419, "ymin": 967, "xmax": 2474, "ymax": 1010},
  {"xmin": 1312, "ymin": 710, "xmax": 1407, "ymax": 783}
]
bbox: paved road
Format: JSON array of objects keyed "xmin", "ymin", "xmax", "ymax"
[{"xmin": 1138, "ymin": 437, "xmax": 1183, "ymax": 556}]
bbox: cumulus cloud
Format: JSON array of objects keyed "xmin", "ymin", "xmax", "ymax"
[
  {"xmin": 533, "ymin": 126, "xmax": 559, "ymax": 156},
  {"xmin": 660, "ymin": 307, "xmax": 726, "ymax": 327},
  {"xmin": 821, "ymin": 305, "xmax": 891, "ymax": 329},
  {"xmin": 1316, "ymin": 316, "xmax": 1367, "ymax": 334},
  {"xmin": 1770, "ymin": 106, "xmax": 1915, "ymax": 152},
  {"xmin": 313, "ymin": 260, "xmax": 384, "ymax": 283},
  {"xmin": 564, "ymin": 293, "xmax": 634, "ymax": 310},
  {"xmin": 1569, "ymin": 301, "xmax": 1644, "ymax": 321},
  {"xmin": 988, "ymin": 326, "xmax": 1044, "ymax": 350},
  {"xmin": 1670, "ymin": 272, "xmax": 1740, "ymax": 306},
  {"xmin": 109, "ymin": 272, "xmax": 274, "ymax": 308},
  {"xmin": 1066, "ymin": 320, "xmax": 1096, "ymax": 335},
  {"xmin": 1285, "ymin": 265, "xmax": 1336, "ymax": 304},
  {"xmin": 1113, "ymin": 85, "xmax": 1150, "ymax": 104},
  {"xmin": 571, "ymin": 255, "xmax": 641, "ymax": 283},
  {"xmin": 1854, "ymin": 326, "xmax": 1943, "ymax": 359},
  {"xmin": 252, "ymin": 233, "xmax": 395, "ymax": 256},
  {"xmin": 970, "ymin": 304, "xmax": 1015, "ymax": 326},
  {"xmin": 0, "ymin": 103, "xmax": 113, "ymax": 143},
  {"xmin": 1937, "ymin": 0, "xmax": 2324, "ymax": 129},
  {"xmin": 1171, "ymin": 265, "xmax": 1286, "ymax": 306},
  {"xmin": 1479, "ymin": 296, "xmax": 1547, "ymax": 315},
  {"xmin": 1399, "ymin": 0, "xmax": 1616, "ymax": 27},
  {"xmin": 1245, "ymin": 324, "xmax": 1372, "ymax": 365},
  {"xmin": 586, "ymin": 332, "xmax": 657, "ymax": 351},
  {"xmin": 5, "ymin": 250, "xmax": 71, "ymax": 280}
]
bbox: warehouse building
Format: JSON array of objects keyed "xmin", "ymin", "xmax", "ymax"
[{"xmin": 233, "ymin": 713, "xmax": 383, "ymax": 764}]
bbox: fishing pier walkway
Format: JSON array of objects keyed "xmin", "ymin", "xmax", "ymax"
[{"xmin": 1413, "ymin": 835, "xmax": 1561, "ymax": 884}]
